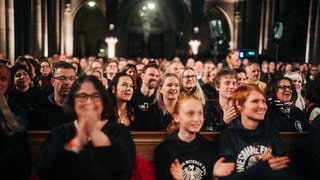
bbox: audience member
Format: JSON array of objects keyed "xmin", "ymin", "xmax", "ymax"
[
  {"xmin": 108, "ymin": 72, "xmax": 135, "ymax": 129},
  {"xmin": 178, "ymin": 67, "xmax": 206, "ymax": 105},
  {"xmin": 153, "ymin": 95, "xmax": 234, "ymax": 179},
  {"xmin": 245, "ymin": 62, "xmax": 267, "ymax": 90},
  {"xmin": 142, "ymin": 73, "xmax": 180, "ymax": 130},
  {"xmin": 224, "ymin": 49, "xmax": 241, "ymax": 70},
  {"xmin": 0, "ymin": 93, "xmax": 31, "ymax": 180},
  {"xmin": 7, "ymin": 64, "xmax": 41, "ymax": 128},
  {"xmin": 35, "ymin": 75, "xmax": 135, "ymax": 179},
  {"xmin": 218, "ymin": 84, "xmax": 300, "ymax": 179},
  {"xmin": 38, "ymin": 59, "xmax": 52, "ymax": 87},
  {"xmin": 235, "ymin": 68, "xmax": 247, "ymax": 86},
  {"xmin": 104, "ymin": 59, "xmax": 119, "ymax": 86},
  {"xmin": 305, "ymin": 74, "xmax": 320, "ymax": 125},
  {"xmin": 88, "ymin": 59, "xmax": 108, "ymax": 88},
  {"xmin": 265, "ymin": 77, "xmax": 308, "ymax": 132},
  {"xmin": 194, "ymin": 60, "xmax": 204, "ymax": 79},
  {"xmin": 203, "ymin": 69, "xmax": 238, "ymax": 131},
  {"xmin": 199, "ymin": 60, "xmax": 216, "ymax": 86},
  {"xmin": 120, "ymin": 64, "xmax": 141, "ymax": 88},
  {"xmin": 132, "ymin": 63, "xmax": 161, "ymax": 130},
  {"xmin": 284, "ymin": 72, "xmax": 307, "ymax": 111},
  {"xmin": 260, "ymin": 60, "xmax": 271, "ymax": 83},
  {"xmin": 307, "ymin": 65, "xmax": 319, "ymax": 82},
  {"xmin": 0, "ymin": 62, "xmax": 10, "ymax": 95},
  {"xmin": 165, "ymin": 59, "xmax": 184, "ymax": 75},
  {"xmin": 308, "ymin": 115, "xmax": 320, "ymax": 179},
  {"xmin": 135, "ymin": 62, "xmax": 145, "ymax": 77},
  {"xmin": 28, "ymin": 61, "xmax": 77, "ymax": 130}
]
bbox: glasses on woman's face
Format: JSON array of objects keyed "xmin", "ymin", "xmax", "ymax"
[
  {"xmin": 277, "ymin": 85, "xmax": 292, "ymax": 91},
  {"xmin": 75, "ymin": 93, "xmax": 101, "ymax": 102}
]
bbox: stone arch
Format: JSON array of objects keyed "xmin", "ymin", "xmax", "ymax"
[
  {"xmin": 117, "ymin": 0, "xmax": 189, "ymax": 58},
  {"xmin": 72, "ymin": 1, "xmax": 107, "ymax": 57}
]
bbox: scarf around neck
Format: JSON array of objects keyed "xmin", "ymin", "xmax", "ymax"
[{"xmin": 268, "ymin": 97, "xmax": 295, "ymax": 114}]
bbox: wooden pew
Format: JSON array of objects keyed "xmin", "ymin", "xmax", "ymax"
[
  {"xmin": 27, "ymin": 131, "xmax": 309, "ymax": 177},
  {"xmin": 27, "ymin": 131, "xmax": 308, "ymax": 161}
]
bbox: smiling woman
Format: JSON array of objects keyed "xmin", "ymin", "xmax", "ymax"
[
  {"xmin": 265, "ymin": 77, "xmax": 308, "ymax": 132},
  {"xmin": 218, "ymin": 84, "xmax": 301, "ymax": 179},
  {"xmin": 108, "ymin": 72, "xmax": 135, "ymax": 129},
  {"xmin": 35, "ymin": 75, "xmax": 136, "ymax": 179}
]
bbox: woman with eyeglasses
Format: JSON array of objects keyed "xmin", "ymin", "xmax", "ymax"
[
  {"xmin": 178, "ymin": 67, "xmax": 206, "ymax": 105},
  {"xmin": 35, "ymin": 75, "xmax": 136, "ymax": 179},
  {"xmin": 265, "ymin": 77, "xmax": 308, "ymax": 132}
]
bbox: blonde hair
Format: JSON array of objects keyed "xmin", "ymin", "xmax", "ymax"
[
  {"xmin": 178, "ymin": 67, "xmax": 206, "ymax": 105},
  {"xmin": 0, "ymin": 94, "xmax": 24, "ymax": 135},
  {"xmin": 155, "ymin": 73, "xmax": 180, "ymax": 113}
]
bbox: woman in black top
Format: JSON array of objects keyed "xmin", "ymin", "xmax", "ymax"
[
  {"xmin": 218, "ymin": 85, "xmax": 300, "ymax": 179},
  {"xmin": 36, "ymin": 75, "xmax": 135, "ymax": 180},
  {"xmin": 265, "ymin": 77, "xmax": 308, "ymax": 132},
  {"xmin": 108, "ymin": 72, "xmax": 135, "ymax": 129},
  {"xmin": 154, "ymin": 95, "xmax": 234, "ymax": 180}
]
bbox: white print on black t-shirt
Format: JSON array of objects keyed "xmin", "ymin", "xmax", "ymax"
[
  {"xmin": 181, "ymin": 160, "xmax": 206, "ymax": 180},
  {"xmin": 138, "ymin": 102, "xmax": 149, "ymax": 111},
  {"xmin": 236, "ymin": 145, "xmax": 268, "ymax": 172}
]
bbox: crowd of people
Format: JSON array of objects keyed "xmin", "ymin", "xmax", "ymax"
[{"xmin": 1, "ymin": 50, "xmax": 320, "ymax": 179}]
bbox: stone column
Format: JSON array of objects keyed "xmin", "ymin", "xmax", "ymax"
[
  {"xmin": 105, "ymin": 37, "xmax": 118, "ymax": 58},
  {"xmin": 0, "ymin": 0, "xmax": 6, "ymax": 57},
  {"xmin": 64, "ymin": 3, "xmax": 73, "ymax": 56},
  {"xmin": 7, "ymin": 0, "xmax": 14, "ymax": 62}
]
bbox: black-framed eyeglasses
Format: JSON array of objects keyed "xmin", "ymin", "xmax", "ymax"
[
  {"xmin": 277, "ymin": 85, "xmax": 292, "ymax": 90},
  {"xmin": 183, "ymin": 75, "xmax": 197, "ymax": 79},
  {"xmin": 53, "ymin": 76, "xmax": 77, "ymax": 82},
  {"xmin": 75, "ymin": 93, "xmax": 101, "ymax": 102}
]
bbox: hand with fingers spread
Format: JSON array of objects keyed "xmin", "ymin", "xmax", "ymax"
[
  {"xmin": 170, "ymin": 159, "xmax": 184, "ymax": 180},
  {"xmin": 213, "ymin": 157, "xmax": 235, "ymax": 177}
]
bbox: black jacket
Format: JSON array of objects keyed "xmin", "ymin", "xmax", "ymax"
[
  {"xmin": 203, "ymin": 100, "xmax": 230, "ymax": 131},
  {"xmin": 265, "ymin": 103, "xmax": 308, "ymax": 132},
  {"xmin": 28, "ymin": 94, "xmax": 70, "ymax": 130},
  {"xmin": 0, "ymin": 131, "xmax": 31, "ymax": 180},
  {"xmin": 35, "ymin": 121, "xmax": 136, "ymax": 180},
  {"xmin": 308, "ymin": 115, "xmax": 320, "ymax": 179}
]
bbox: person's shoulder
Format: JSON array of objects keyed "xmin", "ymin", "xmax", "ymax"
[{"xmin": 219, "ymin": 126, "xmax": 236, "ymax": 137}]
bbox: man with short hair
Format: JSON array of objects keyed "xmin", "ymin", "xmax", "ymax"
[
  {"xmin": 28, "ymin": 61, "xmax": 77, "ymax": 130},
  {"xmin": 245, "ymin": 62, "xmax": 267, "ymax": 90},
  {"xmin": 132, "ymin": 63, "xmax": 160, "ymax": 130}
]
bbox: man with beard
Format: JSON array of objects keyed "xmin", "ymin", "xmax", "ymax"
[
  {"xmin": 131, "ymin": 63, "xmax": 160, "ymax": 130},
  {"xmin": 245, "ymin": 62, "xmax": 267, "ymax": 90},
  {"xmin": 28, "ymin": 61, "xmax": 77, "ymax": 130}
]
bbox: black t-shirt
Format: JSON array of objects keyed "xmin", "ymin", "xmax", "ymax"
[{"xmin": 154, "ymin": 133, "xmax": 218, "ymax": 180}]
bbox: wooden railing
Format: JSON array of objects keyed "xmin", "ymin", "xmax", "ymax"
[{"xmin": 27, "ymin": 131, "xmax": 308, "ymax": 160}]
